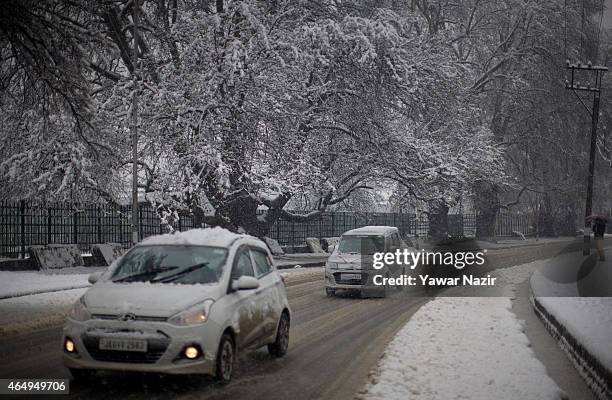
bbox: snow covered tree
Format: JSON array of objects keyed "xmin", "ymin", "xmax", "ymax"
[
  {"xmin": 0, "ymin": 1, "xmax": 122, "ymax": 202},
  {"xmin": 9, "ymin": 0, "xmax": 603, "ymax": 242}
]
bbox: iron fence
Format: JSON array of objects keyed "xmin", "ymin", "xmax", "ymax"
[
  {"xmin": 0, "ymin": 201, "xmax": 195, "ymax": 258},
  {"xmin": 264, "ymin": 211, "xmax": 418, "ymax": 246},
  {"xmin": 0, "ymin": 200, "xmax": 544, "ymax": 257},
  {"xmin": 495, "ymin": 212, "xmax": 532, "ymax": 237}
]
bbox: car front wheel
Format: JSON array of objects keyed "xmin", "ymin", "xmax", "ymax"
[
  {"xmin": 215, "ymin": 334, "xmax": 235, "ymax": 384},
  {"xmin": 268, "ymin": 312, "xmax": 289, "ymax": 357}
]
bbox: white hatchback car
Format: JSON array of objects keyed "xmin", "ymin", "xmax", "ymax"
[{"xmin": 63, "ymin": 228, "xmax": 291, "ymax": 383}]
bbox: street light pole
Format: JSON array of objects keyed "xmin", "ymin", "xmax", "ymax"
[
  {"xmin": 131, "ymin": 0, "xmax": 139, "ymax": 245},
  {"xmin": 565, "ymin": 62, "xmax": 607, "ymax": 255}
]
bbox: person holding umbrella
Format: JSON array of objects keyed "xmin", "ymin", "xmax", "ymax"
[{"xmin": 588, "ymin": 214, "xmax": 608, "ymax": 261}]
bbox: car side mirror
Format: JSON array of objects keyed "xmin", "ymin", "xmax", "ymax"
[
  {"xmin": 88, "ymin": 271, "xmax": 103, "ymax": 285},
  {"xmin": 328, "ymin": 244, "xmax": 337, "ymax": 253},
  {"xmin": 232, "ymin": 276, "xmax": 260, "ymax": 291}
]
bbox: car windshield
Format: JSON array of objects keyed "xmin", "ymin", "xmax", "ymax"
[
  {"xmin": 337, "ymin": 235, "xmax": 385, "ymax": 255},
  {"xmin": 110, "ymin": 245, "xmax": 228, "ymax": 285}
]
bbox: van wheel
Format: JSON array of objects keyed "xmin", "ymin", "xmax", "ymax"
[
  {"xmin": 215, "ymin": 334, "xmax": 235, "ymax": 384},
  {"xmin": 69, "ymin": 368, "xmax": 94, "ymax": 381},
  {"xmin": 325, "ymin": 288, "xmax": 336, "ymax": 297},
  {"xmin": 377, "ymin": 273, "xmax": 389, "ymax": 298},
  {"xmin": 375, "ymin": 287, "xmax": 388, "ymax": 298},
  {"xmin": 268, "ymin": 313, "xmax": 290, "ymax": 357},
  {"xmin": 398, "ymin": 269, "xmax": 405, "ymax": 291}
]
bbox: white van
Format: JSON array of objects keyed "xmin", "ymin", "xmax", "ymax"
[{"xmin": 324, "ymin": 226, "xmax": 411, "ymax": 298}]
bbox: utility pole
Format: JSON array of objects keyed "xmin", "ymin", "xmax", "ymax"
[
  {"xmin": 131, "ymin": 0, "xmax": 140, "ymax": 245},
  {"xmin": 565, "ymin": 61, "xmax": 607, "ymax": 255}
]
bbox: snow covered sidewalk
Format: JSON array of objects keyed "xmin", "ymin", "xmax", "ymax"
[
  {"xmin": 0, "ymin": 268, "xmax": 100, "ymax": 299},
  {"xmin": 531, "ymin": 252, "xmax": 612, "ymax": 400},
  {"xmin": 0, "ymin": 288, "xmax": 87, "ymax": 337},
  {"xmin": 362, "ymin": 262, "xmax": 567, "ymax": 400},
  {"xmin": 0, "ymin": 269, "xmax": 100, "ymax": 336}
]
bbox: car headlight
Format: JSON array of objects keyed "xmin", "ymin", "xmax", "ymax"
[
  {"xmin": 69, "ymin": 297, "xmax": 91, "ymax": 321},
  {"xmin": 326, "ymin": 262, "xmax": 338, "ymax": 270},
  {"xmin": 168, "ymin": 299, "xmax": 215, "ymax": 326}
]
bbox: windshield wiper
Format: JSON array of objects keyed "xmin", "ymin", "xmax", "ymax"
[
  {"xmin": 112, "ymin": 266, "xmax": 179, "ymax": 283},
  {"xmin": 151, "ymin": 262, "xmax": 210, "ymax": 283}
]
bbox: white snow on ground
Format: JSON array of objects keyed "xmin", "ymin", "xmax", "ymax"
[
  {"xmin": 363, "ymin": 262, "xmax": 565, "ymax": 400},
  {"xmin": 0, "ymin": 288, "xmax": 86, "ymax": 336},
  {"xmin": 530, "ymin": 251, "xmax": 612, "ymax": 375},
  {"xmin": 538, "ymin": 298, "xmax": 612, "ymax": 373},
  {"xmin": 0, "ymin": 269, "xmax": 100, "ymax": 299},
  {"xmin": 0, "ymin": 268, "xmax": 100, "ymax": 336},
  {"xmin": 280, "ymin": 267, "xmax": 323, "ymax": 286}
]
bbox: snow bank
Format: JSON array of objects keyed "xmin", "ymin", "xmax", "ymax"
[
  {"xmin": 280, "ymin": 267, "xmax": 324, "ymax": 286},
  {"xmin": 537, "ymin": 298, "xmax": 612, "ymax": 373},
  {"xmin": 530, "ymin": 251, "xmax": 612, "ymax": 397},
  {"xmin": 0, "ymin": 269, "xmax": 99, "ymax": 336},
  {"xmin": 530, "ymin": 251, "xmax": 612, "ymax": 372},
  {"xmin": 0, "ymin": 288, "xmax": 86, "ymax": 337},
  {"xmin": 0, "ymin": 270, "xmax": 94, "ymax": 299},
  {"xmin": 363, "ymin": 262, "xmax": 565, "ymax": 400}
]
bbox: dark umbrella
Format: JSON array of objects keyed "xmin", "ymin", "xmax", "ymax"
[{"xmin": 586, "ymin": 214, "xmax": 609, "ymax": 224}]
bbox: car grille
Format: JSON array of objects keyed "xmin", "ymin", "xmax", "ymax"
[
  {"xmin": 333, "ymin": 272, "xmax": 367, "ymax": 285},
  {"xmin": 91, "ymin": 314, "xmax": 167, "ymax": 322},
  {"xmin": 82, "ymin": 331, "xmax": 170, "ymax": 364}
]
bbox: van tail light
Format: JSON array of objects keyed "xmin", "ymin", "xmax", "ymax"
[{"xmin": 280, "ymin": 275, "xmax": 286, "ymax": 285}]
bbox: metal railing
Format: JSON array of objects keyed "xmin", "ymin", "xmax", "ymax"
[
  {"xmin": 0, "ymin": 201, "xmax": 195, "ymax": 258},
  {"xmin": 0, "ymin": 200, "xmax": 541, "ymax": 257}
]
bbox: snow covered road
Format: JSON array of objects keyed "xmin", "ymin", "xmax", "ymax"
[{"xmin": 0, "ymin": 239, "xmax": 596, "ymax": 400}]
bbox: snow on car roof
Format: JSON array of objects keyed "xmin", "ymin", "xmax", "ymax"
[
  {"xmin": 342, "ymin": 226, "xmax": 398, "ymax": 236},
  {"xmin": 138, "ymin": 227, "xmax": 257, "ymax": 248}
]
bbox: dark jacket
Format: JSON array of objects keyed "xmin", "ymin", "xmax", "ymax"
[{"xmin": 594, "ymin": 222, "xmax": 606, "ymax": 238}]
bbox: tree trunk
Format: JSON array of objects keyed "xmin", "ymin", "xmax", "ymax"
[
  {"xmin": 537, "ymin": 194, "xmax": 556, "ymax": 237},
  {"xmin": 474, "ymin": 181, "xmax": 499, "ymax": 238},
  {"xmin": 428, "ymin": 201, "xmax": 449, "ymax": 241},
  {"xmin": 555, "ymin": 197, "xmax": 578, "ymax": 236},
  {"xmin": 192, "ymin": 189, "xmax": 283, "ymax": 238}
]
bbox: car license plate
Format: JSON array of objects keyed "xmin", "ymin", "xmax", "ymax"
[
  {"xmin": 341, "ymin": 273, "xmax": 361, "ymax": 280},
  {"xmin": 99, "ymin": 338, "xmax": 147, "ymax": 352}
]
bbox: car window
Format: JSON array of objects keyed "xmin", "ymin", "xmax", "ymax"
[
  {"xmin": 251, "ymin": 249, "xmax": 273, "ymax": 277},
  {"xmin": 110, "ymin": 245, "xmax": 227, "ymax": 285},
  {"xmin": 233, "ymin": 251, "xmax": 255, "ymax": 279}
]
